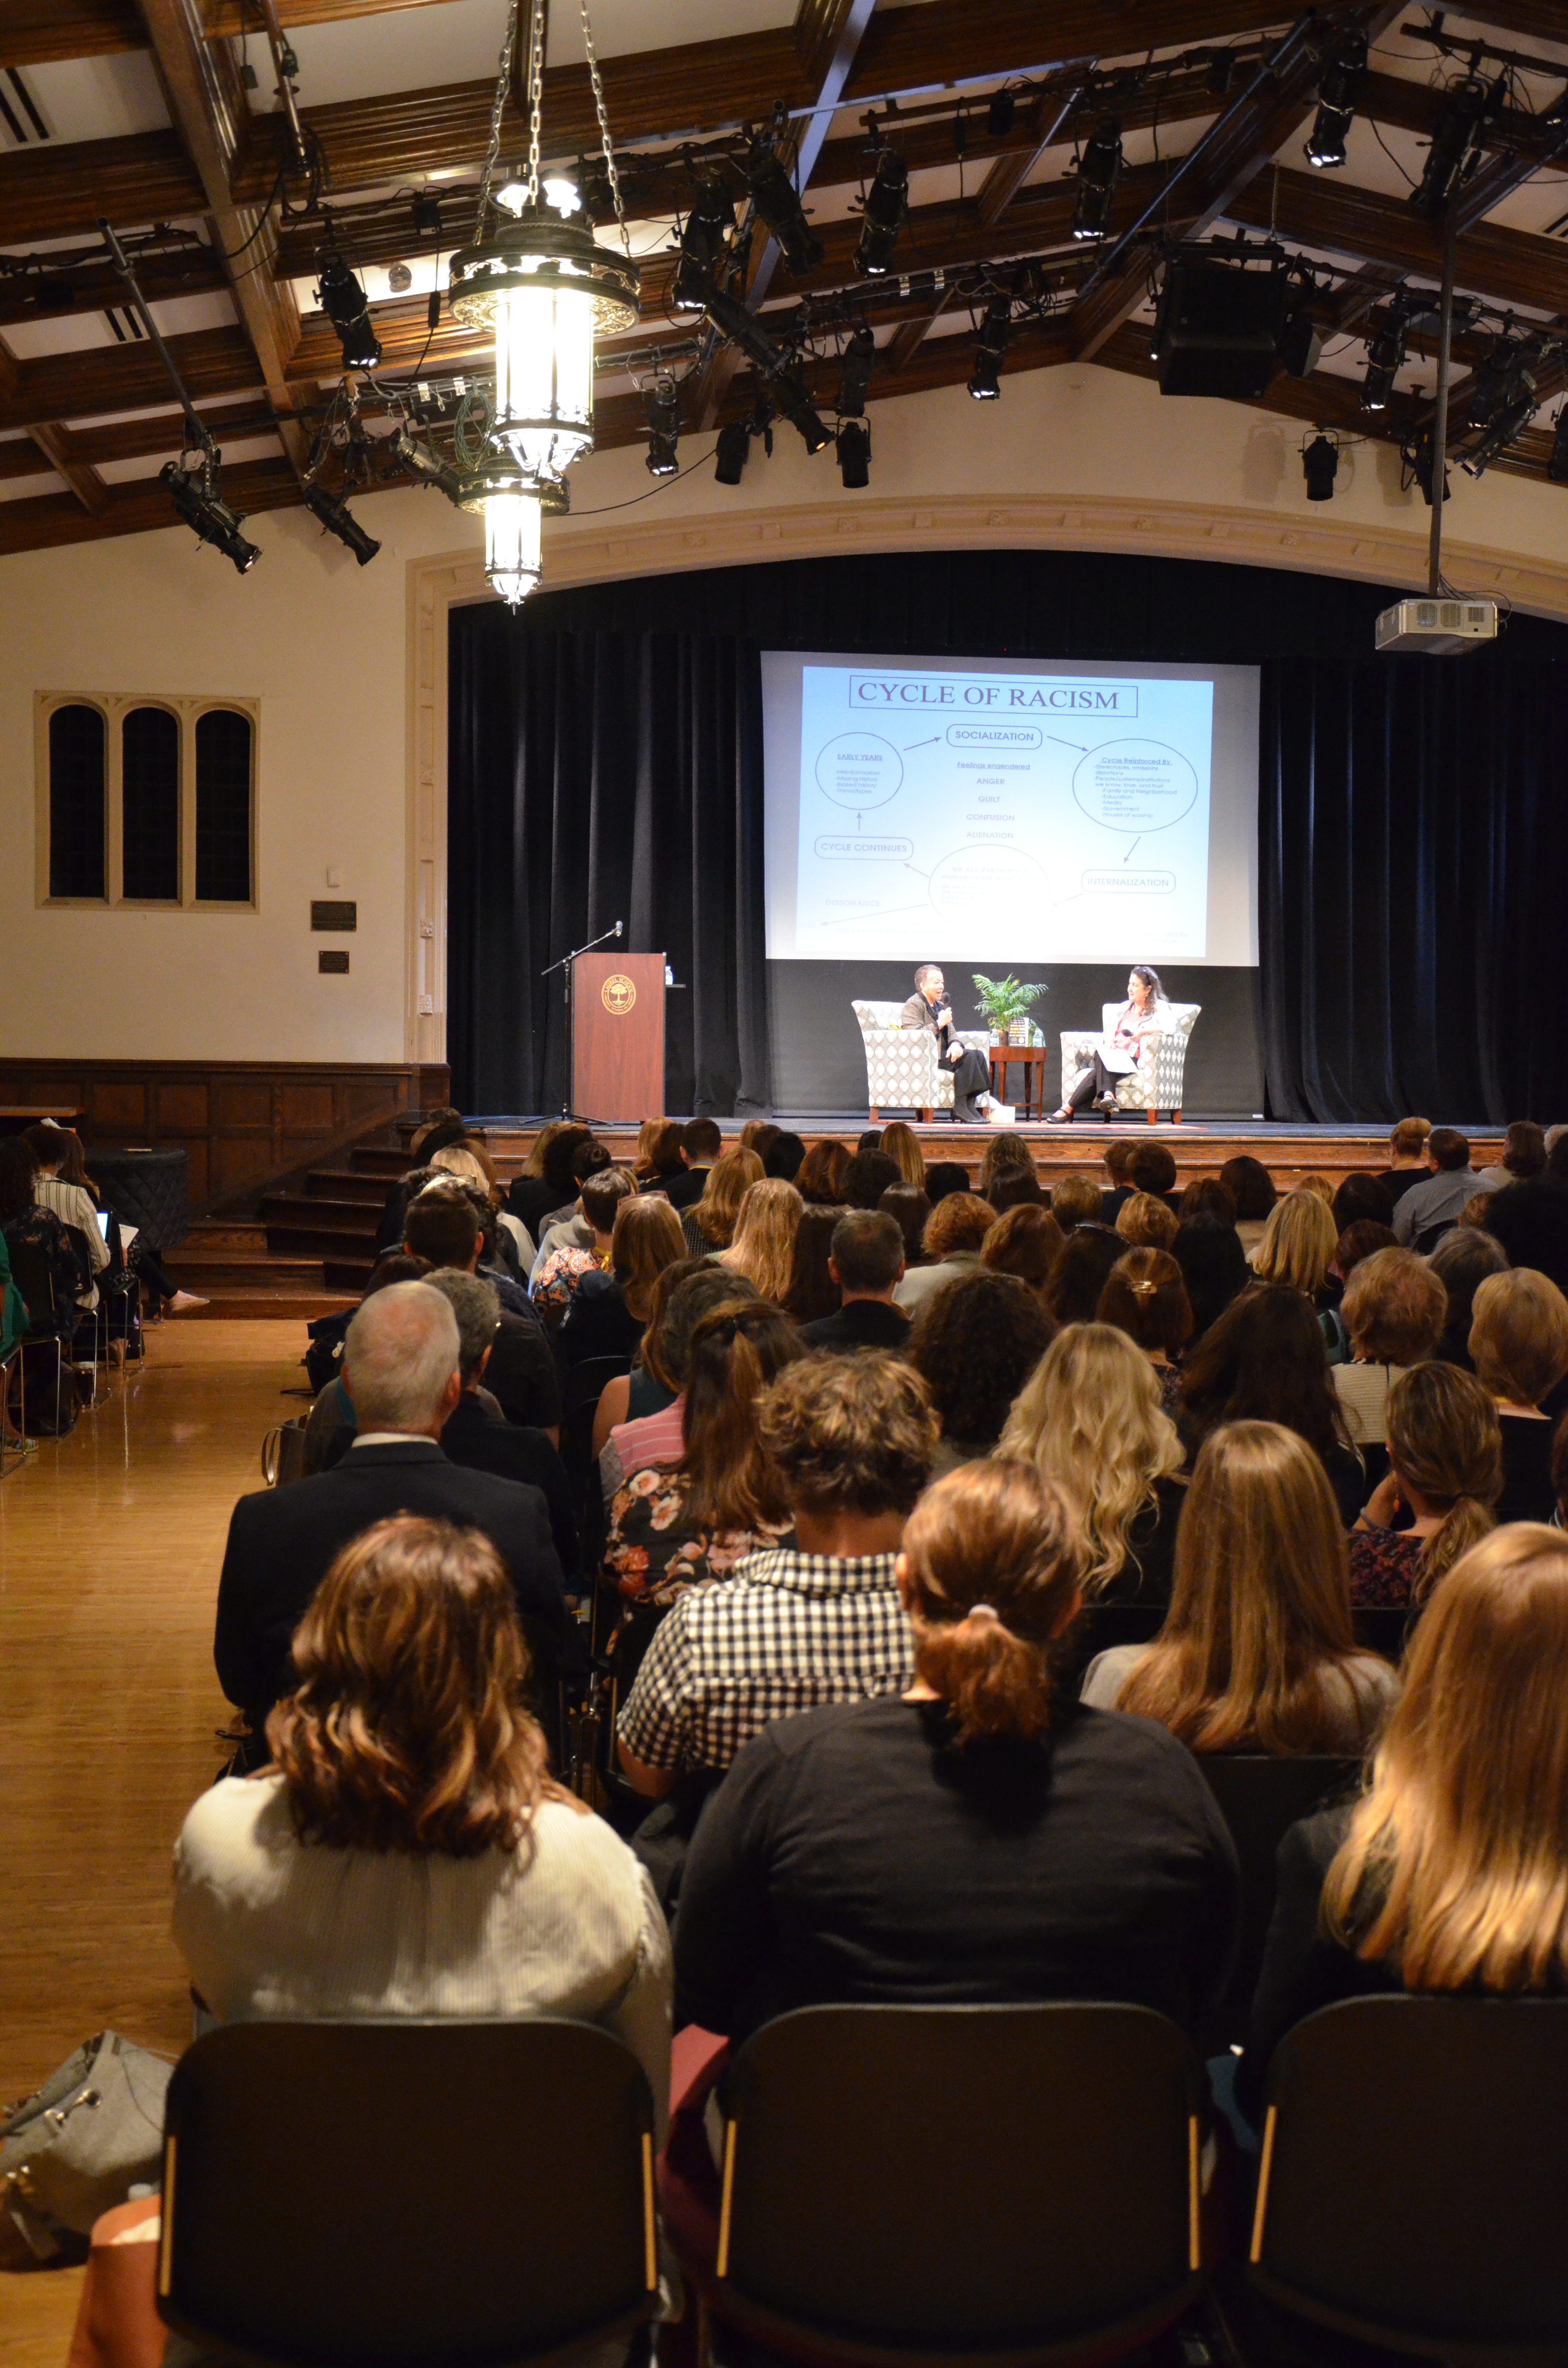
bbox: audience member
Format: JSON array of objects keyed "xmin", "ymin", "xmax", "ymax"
[
  {"xmin": 893, "ymin": 1190, "xmax": 993, "ymax": 1313},
  {"xmin": 979, "ymin": 1133, "xmax": 1035, "ymax": 1197},
  {"xmin": 1251, "ymin": 1189, "xmax": 1341, "ymax": 1314},
  {"xmin": 1335, "ymin": 1220, "xmax": 1398, "ymax": 1282},
  {"xmin": 22, "ymin": 1122, "xmax": 110, "ymax": 1315},
  {"xmin": 1476, "ymin": 1119, "xmax": 1546, "ymax": 1196},
  {"xmin": 763, "ymin": 1130, "xmax": 807, "ymax": 1184},
  {"xmin": 1086, "ymin": 1422, "xmax": 1399, "ymax": 1750},
  {"xmin": 739, "ymin": 1120, "xmax": 781, "ymax": 1162},
  {"xmin": 800, "ymin": 1211, "xmax": 910, "ymax": 1353},
  {"xmin": 1348, "ymin": 1363, "xmax": 1500, "ymax": 1609},
  {"xmin": 1372, "ymin": 1116, "xmax": 1433, "ymax": 1209},
  {"xmin": 214, "ymin": 1283, "xmax": 573, "ymax": 1749},
  {"xmin": 1177, "ymin": 1176, "xmax": 1237, "ymax": 1228},
  {"xmin": 1220, "ymin": 1154, "xmax": 1278, "ymax": 1253},
  {"xmin": 718, "ymin": 1178, "xmax": 803, "ymax": 1304},
  {"xmin": 1238, "ymin": 1524, "xmax": 1568, "ymax": 2126},
  {"xmin": 906, "ymin": 1270, "xmax": 1055, "ymax": 1476},
  {"xmin": 782, "ymin": 1205, "xmax": 842, "ymax": 1328},
  {"xmin": 855, "ymin": 1129, "xmax": 881, "ymax": 1155},
  {"xmin": 1428, "ymin": 1224, "xmax": 1509, "ymax": 1370},
  {"xmin": 506, "ymin": 1123, "xmax": 593, "ymax": 1237},
  {"xmin": 414, "ymin": 1271, "xmax": 578, "ymax": 1582},
  {"xmin": 1295, "ymin": 1173, "xmax": 1337, "ymax": 1208},
  {"xmin": 986, "ymin": 1161, "xmax": 1044, "ymax": 1212},
  {"xmin": 683, "ymin": 1146, "xmax": 763, "ymax": 1256},
  {"xmin": 1114, "ymin": 1190, "xmax": 1178, "ymax": 1251},
  {"xmin": 531, "ymin": 1164, "xmax": 636, "ymax": 1332},
  {"xmin": 878, "ymin": 1181, "xmax": 932, "ymax": 1268},
  {"xmin": 1333, "ymin": 1247, "xmax": 1447, "ymax": 1454},
  {"xmin": 877, "ymin": 1122, "xmax": 926, "ymax": 1188},
  {"xmin": 1001, "ymin": 1324, "xmax": 1186, "ymax": 1604},
  {"xmin": 181, "ymin": 1516, "xmax": 669, "ymax": 2116},
  {"xmin": 1331, "ymin": 1172, "xmax": 1396, "ymax": 1234},
  {"xmin": 404, "ymin": 1188, "xmax": 560, "ymax": 1432},
  {"xmin": 1043, "ymin": 1224, "xmax": 1125, "ymax": 1326},
  {"xmin": 1393, "ymin": 1128, "xmax": 1480, "ymax": 1252},
  {"xmin": 1052, "ymin": 1172, "xmax": 1105, "ymax": 1233},
  {"xmin": 1127, "ymin": 1140, "xmax": 1180, "ymax": 1209},
  {"xmin": 662, "ymin": 1117, "xmax": 722, "ymax": 1212},
  {"xmin": 1098, "ymin": 1139, "xmax": 1140, "ymax": 1224},
  {"xmin": 531, "ymin": 1139, "xmax": 615, "ymax": 1271},
  {"xmin": 634, "ymin": 1120, "xmax": 687, "ymax": 1193},
  {"xmin": 1179, "ymin": 1284, "xmax": 1364, "ymax": 1524},
  {"xmin": 1486, "ymin": 1133, "xmax": 1568, "ymax": 1292},
  {"xmin": 981, "ymin": 1204, "xmax": 1065, "ymax": 1301},
  {"xmin": 841, "ymin": 1148, "xmax": 903, "ymax": 1211},
  {"xmin": 597, "ymin": 1266, "xmax": 760, "ymax": 1497},
  {"xmin": 795, "ymin": 1137, "xmax": 852, "ymax": 1207},
  {"xmin": 1098, "ymin": 1247, "xmax": 1193, "ymax": 1402},
  {"xmin": 923, "ymin": 1159, "xmax": 970, "ymax": 1207},
  {"xmin": 674, "ymin": 1458, "xmax": 1239, "ymax": 2046},
  {"xmin": 1171, "ymin": 1216, "xmax": 1250, "ymax": 1349},
  {"xmin": 302, "ymin": 1250, "xmax": 434, "ymax": 1470},
  {"xmin": 1469, "ymin": 1268, "xmax": 1568, "ymax": 1520},
  {"xmin": 615, "ymin": 1354, "xmax": 936, "ymax": 1795},
  {"xmin": 559, "ymin": 1195, "xmax": 686, "ymax": 1377},
  {"xmin": 0, "ymin": 1136, "xmax": 88, "ymax": 1338},
  {"xmin": 603, "ymin": 1301, "xmax": 802, "ymax": 1612}
]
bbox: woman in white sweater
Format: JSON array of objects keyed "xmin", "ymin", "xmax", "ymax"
[{"xmin": 173, "ymin": 1514, "xmax": 670, "ymax": 2131}]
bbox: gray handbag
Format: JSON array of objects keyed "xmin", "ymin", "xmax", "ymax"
[{"xmin": 0, "ymin": 2029, "xmax": 172, "ymax": 2259}]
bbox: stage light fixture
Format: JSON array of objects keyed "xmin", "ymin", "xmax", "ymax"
[
  {"xmin": 388, "ymin": 422, "xmax": 464, "ymax": 502},
  {"xmin": 411, "ymin": 191, "xmax": 442, "ymax": 237},
  {"xmin": 160, "ymin": 456, "xmax": 260, "ymax": 572},
  {"xmin": 836, "ymin": 418, "xmax": 870, "ymax": 488},
  {"xmin": 1410, "ymin": 73, "xmax": 1498, "ymax": 223},
  {"xmin": 1072, "ymin": 118, "xmax": 1123, "ymax": 241},
  {"xmin": 837, "ymin": 321, "xmax": 876, "ymax": 417},
  {"xmin": 1206, "ymin": 49, "xmax": 1236, "ymax": 99},
  {"xmin": 1360, "ymin": 310, "xmax": 1407, "ymax": 411},
  {"xmin": 1153, "ymin": 253, "xmax": 1291, "ymax": 398},
  {"xmin": 672, "ymin": 175, "xmax": 735, "ymax": 312},
  {"xmin": 314, "ymin": 250, "xmax": 381, "ymax": 370},
  {"xmin": 968, "ymin": 296, "xmax": 1011, "ymax": 398},
  {"xmin": 1302, "ymin": 433, "xmax": 1339, "ymax": 500},
  {"xmin": 1461, "ymin": 376, "xmax": 1537, "ymax": 477},
  {"xmin": 1278, "ymin": 296, "xmax": 1324, "ymax": 380},
  {"xmin": 703, "ymin": 284, "xmax": 831, "ymax": 452},
  {"xmin": 854, "ymin": 148, "xmax": 908, "ymax": 277},
  {"xmin": 987, "ymin": 89, "xmax": 1016, "ymax": 137},
  {"xmin": 303, "ymin": 481, "xmax": 381, "ymax": 565},
  {"xmin": 1549, "ymin": 404, "xmax": 1568, "ymax": 486},
  {"xmin": 1304, "ymin": 31, "xmax": 1367, "ymax": 169},
  {"xmin": 745, "ymin": 120, "xmax": 823, "ymax": 275},
  {"xmin": 645, "ymin": 376, "xmax": 681, "ymax": 476},
  {"xmin": 714, "ymin": 418, "xmax": 751, "ymax": 484},
  {"xmin": 1406, "ymin": 423, "xmax": 1450, "ymax": 507}
]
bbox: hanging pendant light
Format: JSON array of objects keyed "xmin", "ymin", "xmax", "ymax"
[{"xmin": 450, "ymin": 0, "xmax": 638, "ymax": 604}]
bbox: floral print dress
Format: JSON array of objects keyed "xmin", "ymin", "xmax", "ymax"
[{"xmin": 604, "ymin": 1465, "xmax": 792, "ymax": 1609}]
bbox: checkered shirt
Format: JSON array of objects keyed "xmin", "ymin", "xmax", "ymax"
[{"xmin": 615, "ymin": 1544, "xmax": 913, "ymax": 1774}]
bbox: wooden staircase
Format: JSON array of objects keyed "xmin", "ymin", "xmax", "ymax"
[{"xmin": 163, "ymin": 1134, "xmax": 410, "ymax": 1318}]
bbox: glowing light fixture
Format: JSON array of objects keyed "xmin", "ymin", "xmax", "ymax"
[{"xmin": 457, "ymin": 452, "xmax": 569, "ymax": 606}]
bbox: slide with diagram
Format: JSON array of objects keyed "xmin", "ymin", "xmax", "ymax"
[{"xmin": 773, "ymin": 660, "xmax": 1219, "ymax": 964}]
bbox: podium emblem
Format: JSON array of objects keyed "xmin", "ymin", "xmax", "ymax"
[{"xmin": 601, "ymin": 972, "xmax": 637, "ymax": 1016}]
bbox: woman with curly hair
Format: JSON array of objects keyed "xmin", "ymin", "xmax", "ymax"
[
  {"xmin": 683, "ymin": 1146, "xmax": 764, "ymax": 1255},
  {"xmin": 906, "ymin": 1268, "xmax": 1055, "ymax": 1475},
  {"xmin": 719, "ymin": 1177, "xmax": 804, "ymax": 1306},
  {"xmin": 878, "ymin": 1121, "xmax": 927, "ymax": 1189},
  {"xmin": 894, "ymin": 1189, "xmax": 997, "ymax": 1315},
  {"xmin": 173, "ymin": 1515, "xmax": 671, "ymax": 2114},
  {"xmin": 795, "ymin": 1137, "xmax": 852, "ymax": 1207}
]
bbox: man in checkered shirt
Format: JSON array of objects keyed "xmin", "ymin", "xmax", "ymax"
[{"xmin": 616, "ymin": 1353, "xmax": 938, "ymax": 1794}]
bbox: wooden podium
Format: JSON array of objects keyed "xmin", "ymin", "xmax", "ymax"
[{"xmin": 571, "ymin": 951, "xmax": 665, "ymax": 1121}]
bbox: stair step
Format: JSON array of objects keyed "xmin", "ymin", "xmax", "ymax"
[
  {"xmin": 178, "ymin": 1221, "xmax": 269, "ymax": 1254},
  {"xmin": 265, "ymin": 1224, "xmax": 382, "ymax": 1261},
  {"xmin": 350, "ymin": 1147, "xmax": 413, "ymax": 1177},
  {"xmin": 170, "ymin": 1287, "xmax": 356, "ymax": 1320},
  {"xmin": 324, "ymin": 1257, "xmax": 375, "ymax": 1292},
  {"xmin": 303, "ymin": 1170, "xmax": 392, "ymax": 1202},
  {"xmin": 166, "ymin": 1253, "xmax": 328, "ymax": 1289},
  {"xmin": 261, "ymin": 1193, "xmax": 384, "ymax": 1233}
]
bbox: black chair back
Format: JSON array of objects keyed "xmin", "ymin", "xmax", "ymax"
[
  {"xmin": 558, "ymin": 1353, "xmax": 632, "ymax": 1514},
  {"xmin": 1058, "ymin": 1598, "xmax": 1168, "ymax": 1688},
  {"xmin": 1252, "ymin": 1995, "xmax": 1568, "ymax": 2363},
  {"xmin": 5, "ymin": 1232, "xmax": 68, "ymax": 1340},
  {"xmin": 1198, "ymin": 1754, "xmax": 1361, "ymax": 2048},
  {"xmin": 1351, "ymin": 1603, "xmax": 1411, "ymax": 1662},
  {"xmin": 160, "ymin": 2018, "xmax": 658, "ymax": 2368},
  {"xmin": 711, "ymin": 2002, "xmax": 1204, "ymax": 2367}
]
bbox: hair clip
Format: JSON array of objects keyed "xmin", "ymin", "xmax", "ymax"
[{"xmin": 967, "ymin": 1603, "xmax": 1000, "ymax": 1623}]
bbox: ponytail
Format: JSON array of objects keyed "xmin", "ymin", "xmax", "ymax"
[
  {"xmin": 916, "ymin": 1602, "xmax": 1053, "ymax": 1743},
  {"xmin": 1415, "ymin": 1494, "xmax": 1496, "ymax": 1602},
  {"xmin": 678, "ymin": 1300, "xmax": 803, "ymax": 1533}
]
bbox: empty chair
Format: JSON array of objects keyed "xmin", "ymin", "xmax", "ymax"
[
  {"xmin": 697, "ymin": 2001, "xmax": 1206, "ymax": 2367},
  {"xmin": 1250, "ymin": 1994, "xmax": 1568, "ymax": 2364},
  {"xmin": 159, "ymin": 2018, "xmax": 660, "ymax": 2368},
  {"xmin": 1198, "ymin": 1754, "xmax": 1361, "ymax": 2050}
]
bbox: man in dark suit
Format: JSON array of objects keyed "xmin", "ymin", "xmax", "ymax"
[
  {"xmin": 214, "ymin": 1281, "xmax": 577, "ymax": 1741},
  {"xmin": 658, "ymin": 1118, "xmax": 721, "ymax": 1211},
  {"xmin": 404, "ymin": 1186, "xmax": 561, "ymax": 1434},
  {"xmin": 898, "ymin": 963, "xmax": 992, "ymax": 1124},
  {"xmin": 801, "ymin": 1211, "xmax": 912, "ymax": 1353}
]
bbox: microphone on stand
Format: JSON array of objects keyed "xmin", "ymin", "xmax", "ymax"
[{"xmin": 615, "ymin": 920, "xmax": 623, "ymax": 937}]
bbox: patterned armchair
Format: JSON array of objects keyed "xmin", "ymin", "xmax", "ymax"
[
  {"xmin": 851, "ymin": 1001, "xmax": 992, "ymax": 1122},
  {"xmin": 1059, "ymin": 1002, "xmax": 1201, "ymax": 1124}
]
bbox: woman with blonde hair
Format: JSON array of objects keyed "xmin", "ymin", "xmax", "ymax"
[
  {"xmin": 1251, "ymin": 1188, "xmax": 1339, "ymax": 1303},
  {"xmin": 878, "ymin": 1121, "xmax": 927, "ymax": 1190},
  {"xmin": 684, "ymin": 1145, "xmax": 764, "ymax": 1254},
  {"xmin": 1469, "ymin": 1267, "xmax": 1568, "ymax": 1520},
  {"xmin": 1349, "ymin": 1362, "xmax": 1501, "ymax": 1608},
  {"xmin": 1114, "ymin": 1190, "xmax": 1178, "ymax": 1252},
  {"xmin": 1239, "ymin": 1524, "xmax": 1568, "ymax": 2122},
  {"xmin": 1001, "ymin": 1322, "xmax": 1186, "ymax": 1604},
  {"xmin": 719, "ymin": 1177, "xmax": 803, "ymax": 1305},
  {"xmin": 173, "ymin": 1515, "xmax": 671, "ymax": 2115},
  {"xmin": 1084, "ymin": 1420, "xmax": 1400, "ymax": 1751}
]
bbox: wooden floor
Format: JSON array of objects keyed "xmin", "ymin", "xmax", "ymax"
[{"xmin": 0, "ymin": 1320, "xmax": 306, "ymax": 2363}]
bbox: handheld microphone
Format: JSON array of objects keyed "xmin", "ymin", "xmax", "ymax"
[{"xmin": 615, "ymin": 919, "xmax": 623, "ymax": 937}]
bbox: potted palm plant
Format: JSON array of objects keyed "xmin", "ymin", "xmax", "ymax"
[{"xmin": 971, "ymin": 974, "xmax": 1048, "ymax": 1046}]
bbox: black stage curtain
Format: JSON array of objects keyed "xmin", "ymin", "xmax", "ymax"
[{"xmin": 449, "ymin": 550, "xmax": 1568, "ymax": 1122}]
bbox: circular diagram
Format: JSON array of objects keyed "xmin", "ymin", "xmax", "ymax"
[
  {"xmin": 817, "ymin": 731, "xmax": 903, "ymax": 810},
  {"xmin": 1072, "ymin": 739, "xmax": 1198, "ymax": 834},
  {"xmin": 928, "ymin": 841, "xmax": 1051, "ymax": 927}
]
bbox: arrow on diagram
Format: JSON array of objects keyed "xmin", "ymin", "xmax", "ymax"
[
  {"xmin": 1124, "ymin": 837, "xmax": 1142, "ymax": 861},
  {"xmin": 1048, "ymin": 734, "xmax": 1088, "ymax": 752},
  {"xmin": 903, "ymin": 861, "xmax": 931, "ymax": 880},
  {"xmin": 903, "ymin": 736, "xmax": 940, "ymax": 751}
]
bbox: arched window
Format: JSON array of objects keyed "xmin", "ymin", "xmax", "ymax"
[
  {"xmin": 121, "ymin": 704, "xmax": 180, "ymax": 901},
  {"xmin": 195, "ymin": 707, "xmax": 253, "ymax": 903},
  {"xmin": 48, "ymin": 703, "xmax": 107, "ymax": 899}
]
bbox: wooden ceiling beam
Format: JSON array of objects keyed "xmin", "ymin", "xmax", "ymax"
[
  {"xmin": 0, "ymin": 237, "xmax": 225, "ymax": 329},
  {"xmin": 0, "ymin": 130, "xmax": 203, "ymax": 244},
  {"xmin": 0, "ymin": 322, "xmax": 257, "ymax": 432},
  {"xmin": 25, "ymin": 419, "xmax": 109, "ymax": 512},
  {"xmin": 0, "ymin": 451, "xmax": 297, "ymax": 554},
  {"xmin": 64, "ymin": 394, "xmax": 280, "ymax": 463},
  {"xmin": 0, "ymin": 0, "xmax": 142, "ymax": 68}
]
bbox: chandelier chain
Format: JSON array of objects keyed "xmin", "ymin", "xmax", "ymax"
[
  {"xmin": 579, "ymin": 0, "xmax": 632, "ymax": 260},
  {"xmin": 474, "ymin": 0, "xmax": 523, "ymax": 239},
  {"xmin": 526, "ymin": 0, "xmax": 546, "ymax": 206}
]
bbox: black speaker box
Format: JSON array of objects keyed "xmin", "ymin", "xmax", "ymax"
[{"xmin": 1155, "ymin": 259, "xmax": 1290, "ymax": 398}]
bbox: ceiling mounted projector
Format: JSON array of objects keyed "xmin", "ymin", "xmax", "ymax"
[{"xmin": 1374, "ymin": 598, "xmax": 1499, "ymax": 656}]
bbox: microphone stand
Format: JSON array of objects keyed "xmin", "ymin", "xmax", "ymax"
[{"xmin": 540, "ymin": 922, "xmax": 625, "ymax": 1122}]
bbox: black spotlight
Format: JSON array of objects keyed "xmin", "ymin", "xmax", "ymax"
[
  {"xmin": 303, "ymin": 481, "xmax": 380, "ymax": 565},
  {"xmin": 838, "ymin": 321, "xmax": 876, "ymax": 417},
  {"xmin": 388, "ymin": 423, "xmax": 464, "ymax": 502},
  {"xmin": 672, "ymin": 175, "xmax": 735, "ymax": 311},
  {"xmin": 1360, "ymin": 309, "xmax": 1407, "ymax": 411},
  {"xmin": 1072, "ymin": 117, "xmax": 1123, "ymax": 241},
  {"xmin": 314, "ymin": 250, "xmax": 381, "ymax": 370},
  {"xmin": 1410, "ymin": 74, "xmax": 1498, "ymax": 223},
  {"xmin": 854, "ymin": 147, "xmax": 908, "ymax": 278},
  {"xmin": 772, "ymin": 369, "xmax": 832, "ymax": 453},
  {"xmin": 1406, "ymin": 424, "xmax": 1450, "ymax": 507},
  {"xmin": 1461, "ymin": 375, "xmax": 1537, "ymax": 477},
  {"xmin": 1302, "ymin": 433, "xmax": 1340, "ymax": 500},
  {"xmin": 745, "ymin": 122, "xmax": 823, "ymax": 275},
  {"xmin": 1206, "ymin": 49, "xmax": 1236, "ymax": 99},
  {"xmin": 1549, "ymin": 404, "xmax": 1568, "ymax": 486},
  {"xmin": 1305, "ymin": 32, "xmax": 1367, "ymax": 169},
  {"xmin": 968, "ymin": 295, "xmax": 1011, "ymax": 398},
  {"xmin": 645, "ymin": 377, "xmax": 681, "ymax": 476},
  {"xmin": 160, "ymin": 458, "xmax": 260, "ymax": 572},
  {"xmin": 836, "ymin": 418, "xmax": 871, "ymax": 489},
  {"xmin": 411, "ymin": 190, "xmax": 442, "ymax": 237},
  {"xmin": 987, "ymin": 88, "xmax": 1016, "ymax": 137},
  {"xmin": 714, "ymin": 418, "xmax": 751, "ymax": 485}
]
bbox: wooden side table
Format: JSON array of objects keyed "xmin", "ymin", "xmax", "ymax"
[{"xmin": 988, "ymin": 1045, "xmax": 1048, "ymax": 1120}]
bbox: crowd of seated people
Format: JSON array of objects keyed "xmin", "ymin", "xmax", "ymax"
[{"xmin": 154, "ymin": 1097, "xmax": 1568, "ymax": 2324}]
